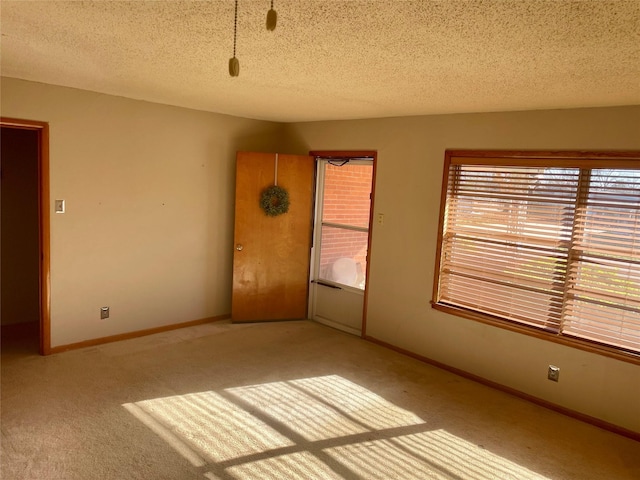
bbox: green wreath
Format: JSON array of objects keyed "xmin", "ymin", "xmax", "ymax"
[{"xmin": 260, "ymin": 185, "xmax": 290, "ymax": 216}]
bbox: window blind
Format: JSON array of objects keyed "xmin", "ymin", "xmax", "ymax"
[
  {"xmin": 562, "ymin": 169, "xmax": 640, "ymax": 352},
  {"xmin": 435, "ymin": 154, "xmax": 640, "ymax": 358}
]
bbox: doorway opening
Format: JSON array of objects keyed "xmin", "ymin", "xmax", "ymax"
[
  {"xmin": 309, "ymin": 151, "xmax": 376, "ymax": 336},
  {"xmin": 1, "ymin": 118, "xmax": 50, "ymax": 355}
]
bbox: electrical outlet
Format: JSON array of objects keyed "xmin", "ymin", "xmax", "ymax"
[
  {"xmin": 548, "ymin": 365, "xmax": 560, "ymax": 382},
  {"xmin": 100, "ymin": 307, "xmax": 110, "ymax": 319},
  {"xmin": 377, "ymin": 213, "xmax": 384, "ymax": 225}
]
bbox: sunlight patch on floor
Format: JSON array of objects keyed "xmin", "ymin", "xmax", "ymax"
[
  {"xmin": 123, "ymin": 374, "xmax": 550, "ymax": 479},
  {"xmin": 125, "ymin": 390, "xmax": 294, "ymax": 463},
  {"xmin": 206, "ymin": 452, "xmax": 344, "ymax": 480},
  {"xmin": 325, "ymin": 430, "xmax": 548, "ymax": 480}
]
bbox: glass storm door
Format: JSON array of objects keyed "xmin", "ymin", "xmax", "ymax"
[{"xmin": 309, "ymin": 157, "xmax": 373, "ymax": 335}]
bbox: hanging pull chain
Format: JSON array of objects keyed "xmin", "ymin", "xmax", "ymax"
[
  {"xmin": 233, "ymin": 0, "xmax": 237, "ymax": 57},
  {"xmin": 229, "ymin": 0, "xmax": 240, "ymax": 76}
]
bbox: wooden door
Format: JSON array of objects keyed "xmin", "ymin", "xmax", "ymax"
[{"xmin": 231, "ymin": 152, "xmax": 315, "ymax": 322}]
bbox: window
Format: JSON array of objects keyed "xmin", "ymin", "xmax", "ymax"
[
  {"xmin": 316, "ymin": 160, "xmax": 373, "ymax": 290},
  {"xmin": 432, "ymin": 151, "xmax": 640, "ymax": 362}
]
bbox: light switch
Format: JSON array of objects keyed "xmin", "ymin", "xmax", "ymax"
[{"xmin": 55, "ymin": 199, "xmax": 65, "ymax": 214}]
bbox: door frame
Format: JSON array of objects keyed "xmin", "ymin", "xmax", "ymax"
[
  {"xmin": 309, "ymin": 150, "xmax": 377, "ymax": 337},
  {"xmin": 1, "ymin": 117, "xmax": 51, "ymax": 355}
]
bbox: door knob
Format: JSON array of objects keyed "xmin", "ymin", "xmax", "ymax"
[{"xmin": 236, "ymin": 244, "xmax": 244, "ymax": 251}]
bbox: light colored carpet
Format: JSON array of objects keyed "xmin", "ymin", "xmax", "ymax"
[{"xmin": 1, "ymin": 320, "xmax": 639, "ymax": 479}]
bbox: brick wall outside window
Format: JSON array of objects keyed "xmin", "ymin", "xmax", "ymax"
[{"xmin": 319, "ymin": 163, "xmax": 372, "ymax": 287}]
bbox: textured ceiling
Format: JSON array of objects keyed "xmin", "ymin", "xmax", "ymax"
[{"xmin": 1, "ymin": 0, "xmax": 639, "ymax": 122}]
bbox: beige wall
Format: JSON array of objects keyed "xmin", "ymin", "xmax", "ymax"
[
  {"xmin": 282, "ymin": 107, "xmax": 640, "ymax": 433},
  {"xmin": 1, "ymin": 77, "xmax": 284, "ymax": 347}
]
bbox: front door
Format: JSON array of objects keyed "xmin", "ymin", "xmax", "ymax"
[
  {"xmin": 309, "ymin": 155, "xmax": 375, "ymax": 335},
  {"xmin": 231, "ymin": 152, "xmax": 315, "ymax": 322}
]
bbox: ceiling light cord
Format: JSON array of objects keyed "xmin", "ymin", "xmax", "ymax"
[
  {"xmin": 229, "ymin": 0, "xmax": 240, "ymax": 77},
  {"xmin": 233, "ymin": 0, "xmax": 238, "ymax": 58},
  {"xmin": 229, "ymin": 0, "xmax": 276, "ymax": 76}
]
